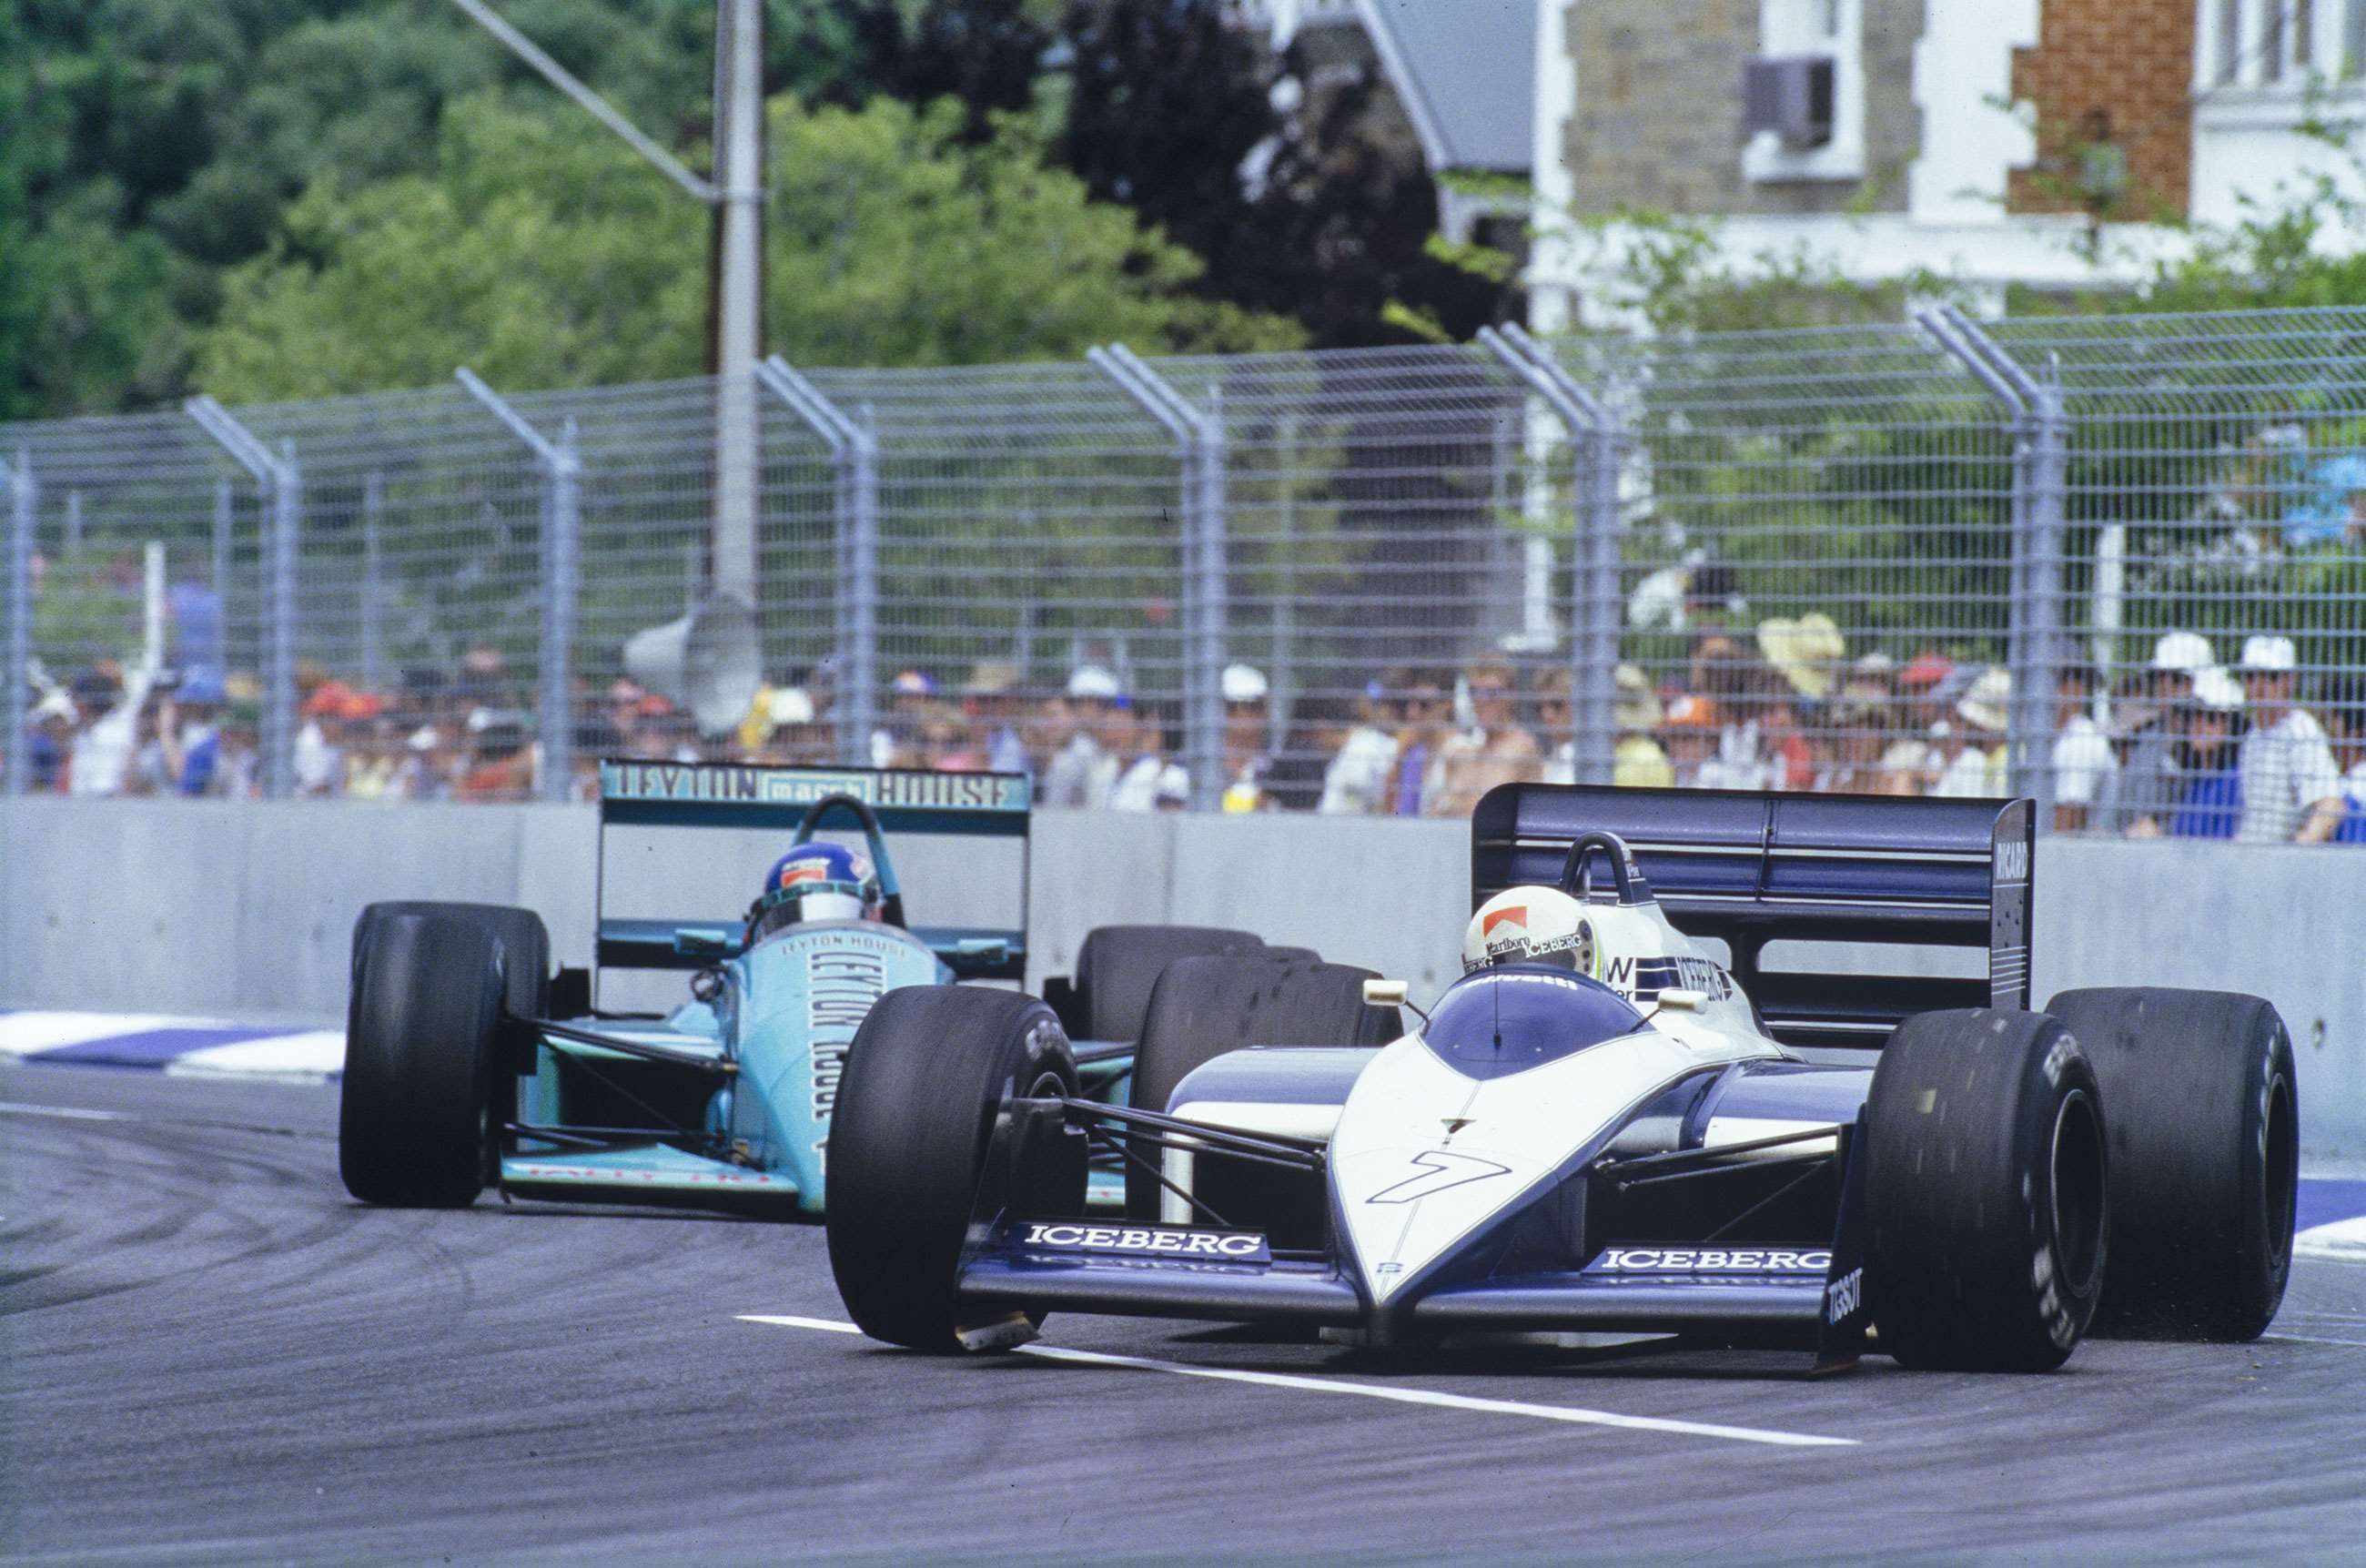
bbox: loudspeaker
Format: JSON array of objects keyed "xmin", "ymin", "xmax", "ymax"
[{"xmin": 622, "ymin": 593, "xmax": 761, "ymax": 738}]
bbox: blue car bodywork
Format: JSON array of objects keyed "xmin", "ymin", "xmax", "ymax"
[{"xmin": 496, "ymin": 760, "xmax": 1122, "ymax": 1213}]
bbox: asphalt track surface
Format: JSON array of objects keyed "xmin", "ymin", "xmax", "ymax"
[{"xmin": 7, "ymin": 1065, "xmax": 2366, "ymax": 1564}]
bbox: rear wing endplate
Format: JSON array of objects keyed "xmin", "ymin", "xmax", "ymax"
[{"xmin": 1471, "ymin": 784, "xmax": 2033, "ymax": 1052}]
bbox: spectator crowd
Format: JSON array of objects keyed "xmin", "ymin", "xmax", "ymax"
[{"xmin": 15, "ymin": 613, "xmax": 2366, "ymax": 846}]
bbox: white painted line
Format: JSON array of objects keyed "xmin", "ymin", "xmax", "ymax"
[
  {"xmin": 743, "ymin": 1314, "xmax": 864, "ymax": 1334},
  {"xmin": 0, "ymin": 1013, "xmax": 195, "ymax": 1057},
  {"xmin": 2263, "ymin": 1333, "xmax": 2366, "ymax": 1350},
  {"xmin": 2295, "ymin": 1217, "xmax": 2366, "ymax": 1263},
  {"xmin": 739, "ymin": 1314, "xmax": 1855, "ymax": 1448},
  {"xmin": 0, "ymin": 1099, "xmax": 132, "ymax": 1122},
  {"xmin": 166, "ymin": 1030, "xmax": 345, "ymax": 1080}
]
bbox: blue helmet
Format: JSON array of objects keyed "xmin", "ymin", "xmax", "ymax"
[{"xmin": 753, "ymin": 842, "xmax": 880, "ymax": 936}]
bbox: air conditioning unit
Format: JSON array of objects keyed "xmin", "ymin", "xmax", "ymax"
[{"xmin": 1742, "ymin": 56, "xmax": 1835, "ymax": 150}]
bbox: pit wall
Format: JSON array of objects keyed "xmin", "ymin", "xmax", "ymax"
[{"xmin": 5, "ymin": 799, "xmax": 2361, "ymax": 1161}]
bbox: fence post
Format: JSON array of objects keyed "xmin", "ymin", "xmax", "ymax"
[
  {"xmin": 3, "ymin": 450, "xmax": 33, "ymax": 797},
  {"xmin": 187, "ymin": 396, "xmax": 298, "ymax": 798},
  {"xmin": 360, "ymin": 470, "xmax": 385, "ymax": 693},
  {"xmin": 757, "ymin": 356, "xmax": 877, "ymax": 766},
  {"xmin": 1481, "ymin": 324, "xmax": 1621, "ymax": 785},
  {"xmin": 1092, "ymin": 345, "xmax": 1227, "ymax": 809},
  {"xmin": 211, "ymin": 478, "xmax": 232, "ymax": 616},
  {"xmin": 1917, "ymin": 308, "xmax": 2059, "ymax": 829},
  {"xmin": 456, "ymin": 369, "xmax": 579, "ymax": 802}
]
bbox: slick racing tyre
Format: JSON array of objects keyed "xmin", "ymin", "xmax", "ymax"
[
  {"xmin": 826, "ymin": 986, "xmax": 1082, "ymax": 1351},
  {"xmin": 1125, "ymin": 955, "xmax": 1400, "ymax": 1220},
  {"xmin": 353, "ymin": 901, "xmax": 551, "ymax": 1025},
  {"xmin": 1864, "ymin": 1008, "xmax": 2108, "ymax": 1372},
  {"xmin": 1067, "ymin": 926, "xmax": 1265, "ymax": 1044},
  {"xmin": 339, "ymin": 913, "xmax": 508, "ymax": 1208},
  {"xmin": 2045, "ymin": 987, "xmax": 2298, "ymax": 1340}
]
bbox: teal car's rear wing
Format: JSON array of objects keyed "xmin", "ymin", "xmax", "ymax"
[{"xmin": 594, "ymin": 759, "xmax": 1032, "ymax": 984}]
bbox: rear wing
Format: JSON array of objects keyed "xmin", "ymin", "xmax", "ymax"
[
  {"xmin": 595, "ymin": 760, "xmax": 1033, "ymax": 982},
  {"xmin": 1470, "ymin": 785, "xmax": 2033, "ymax": 1054}
]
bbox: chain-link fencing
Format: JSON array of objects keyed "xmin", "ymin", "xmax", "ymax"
[{"xmin": 5, "ymin": 305, "xmax": 2364, "ymax": 842}]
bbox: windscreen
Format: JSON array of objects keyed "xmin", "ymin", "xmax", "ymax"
[{"xmin": 1421, "ymin": 966, "xmax": 1645, "ymax": 1082}]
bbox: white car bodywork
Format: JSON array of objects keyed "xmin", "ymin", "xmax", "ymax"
[{"xmin": 1164, "ymin": 892, "xmax": 1851, "ymax": 1307}]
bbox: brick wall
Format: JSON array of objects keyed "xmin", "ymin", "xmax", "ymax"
[
  {"xmin": 2007, "ymin": 0, "xmax": 2195, "ymax": 218},
  {"xmin": 1561, "ymin": 0, "xmax": 1925, "ymax": 217}
]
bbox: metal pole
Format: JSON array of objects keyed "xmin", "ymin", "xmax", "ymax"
[
  {"xmin": 708, "ymin": 0, "xmax": 764, "ymax": 609},
  {"xmin": 755, "ymin": 356, "xmax": 876, "ymax": 766},
  {"xmin": 455, "ymin": 368, "xmax": 579, "ymax": 803},
  {"xmin": 4, "ymin": 450, "xmax": 34, "ymax": 796},
  {"xmin": 1091, "ymin": 345, "xmax": 1224, "ymax": 808},
  {"xmin": 360, "ymin": 470, "xmax": 385, "ymax": 694},
  {"xmin": 850, "ymin": 402, "xmax": 880, "ymax": 773},
  {"xmin": 1485, "ymin": 324, "xmax": 1621, "ymax": 785},
  {"xmin": 269, "ymin": 440, "xmax": 300, "ymax": 801},
  {"xmin": 1920, "ymin": 307, "xmax": 2057, "ymax": 827},
  {"xmin": 186, "ymin": 395, "xmax": 298, "ymax": 798},
  {"xmin": 211, "ymin": 478, "xmax": 231, "ymax": 627},
  {"xmin": 1198, "ymin": 379, "xmax": 1228, "ymax": 786},
  {"xmin": 548, "ymin": 417, "xmax": 581, "ymax": 796},
  {"xmin": 1270, "ymin": 414, "xmax": 1296, "ymax": 756}
]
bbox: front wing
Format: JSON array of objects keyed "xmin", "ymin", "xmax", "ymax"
[{"xmin": 954, "ymin": 1101, "xmax": 1875, "ymax": 1365}]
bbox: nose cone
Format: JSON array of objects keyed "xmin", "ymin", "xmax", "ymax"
[{"xmin": 1329, "ymin": 1029, "xmax": 1698, "ymax": 1302}]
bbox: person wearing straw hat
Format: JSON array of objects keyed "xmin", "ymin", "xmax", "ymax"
[
  {"xmin": 1537, "ymin": 663, "xmax": 1670, "ymax": 788},
  {"xmin": 2233, "ymin": 634, "xmax": 2343, "ymax": 843}
]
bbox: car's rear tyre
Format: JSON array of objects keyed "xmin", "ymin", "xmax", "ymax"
[
  {"xmin": 339, "ymin": 913, "xmax": 507, "ymax": 1208},
  {"xmin": 2044, "ymin": 986, "xmax": 2297, "ymax": 1340},
  {"xmin": 1864, "ymin": 1008, "xmax": 2108, "ymax": 1371},
  {"xmin": 1125, "ymin": 955, "xmax": 1400, "ymax": 1219},
  {"xmin": 353, "ymin": 901, "xmax": 550, "ymax": 1024},
  {"xmin": 1068, "ymin": 925, "xmax": 1264, "ymax": 1043},
  {"xmin": 826, "ymin": 986, "xmax": 1081, "ymax": 1351}
]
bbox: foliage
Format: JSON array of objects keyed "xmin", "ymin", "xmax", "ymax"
[{"xmin": 197, "ymin": 93, "xmax": 1299, "ymax": 401}]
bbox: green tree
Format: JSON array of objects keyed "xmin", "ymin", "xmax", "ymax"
[{"xmin": 198, "ymin": 93, "xmax": 1295, "ymax": 401}]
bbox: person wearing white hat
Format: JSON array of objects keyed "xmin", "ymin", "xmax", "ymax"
[
  {"xmin": 2233, "ymin": 633, "xmax": 2343, "ymax": 843},
  {"xmin": 1042, "ymin": 665, "xmax": 1124, "ymax": 808},
  {"xmin": 2105, "ymin": 633, "xmax": 2210, "ymax": 832},
  {"xmin": 1219, "ymin": 663, "xmax": 1273, "ymax": 812}
]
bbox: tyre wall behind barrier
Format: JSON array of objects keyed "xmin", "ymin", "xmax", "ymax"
[{"xmin": 3, "ymin": 800, "xmax": 2359, "ymax": 1160}]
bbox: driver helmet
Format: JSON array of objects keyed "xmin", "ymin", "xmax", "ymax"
[
  {"xmin": 1462, "ymin": 886, "xmax": 1594, "ymax": 976},
  {"xmin": 753, "ymin": 843, "xmax": 881, "ymax": 936}
]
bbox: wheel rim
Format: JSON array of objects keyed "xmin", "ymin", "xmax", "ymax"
[
  {"xmin": 2050, "ymin": 1088, "xmax": 2106, "ymax": 1297},
  {"xmin": 2264, "ymin": 1071, "xmax": 2298, "ymax": 1270}
]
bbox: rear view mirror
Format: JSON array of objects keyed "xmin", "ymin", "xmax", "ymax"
[
  {"xmin": 1362, "ymin": 978, "xmax": 1410, "ymax": 1008},
  {"xmin": 1656, "ymin": 987, "xmax": 1707, "ymax": 1013}
]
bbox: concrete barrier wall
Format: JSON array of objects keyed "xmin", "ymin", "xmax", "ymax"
[{"xmin": 5, "ymin": 799, "xmax": 2361, "ymax": 1160}]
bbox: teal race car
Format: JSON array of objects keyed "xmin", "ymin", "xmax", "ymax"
[{"xmin": 336, "ymin": 760, "xmax": 1374, "ymax": 1216}]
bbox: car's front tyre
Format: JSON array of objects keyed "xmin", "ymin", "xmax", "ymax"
[
  {"xmin": 339, "ymin": 913, "xmax": 508, "ymax": 1208},
  {"xmin": 825, "ymin": 986, "xmax": 1081, "ymax": 1351},
  {"xmin": 1864, "ymin": 1007, "xmax": 2108, "ymax": 1371}
]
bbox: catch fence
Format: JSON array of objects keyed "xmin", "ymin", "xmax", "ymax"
[{"xmin": 5, "ymin": 305, "xmax": 2364, "ymax": 840}]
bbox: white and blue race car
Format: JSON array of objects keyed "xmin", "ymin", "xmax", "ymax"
[{"xmin": 826, "ymin": 785, "xmax": 2299, "ymax": 1371}]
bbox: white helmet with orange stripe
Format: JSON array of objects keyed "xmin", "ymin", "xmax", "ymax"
[{"xmin": 1461, "ymin": 886, "xmax": 1595, "ymax": 976}]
